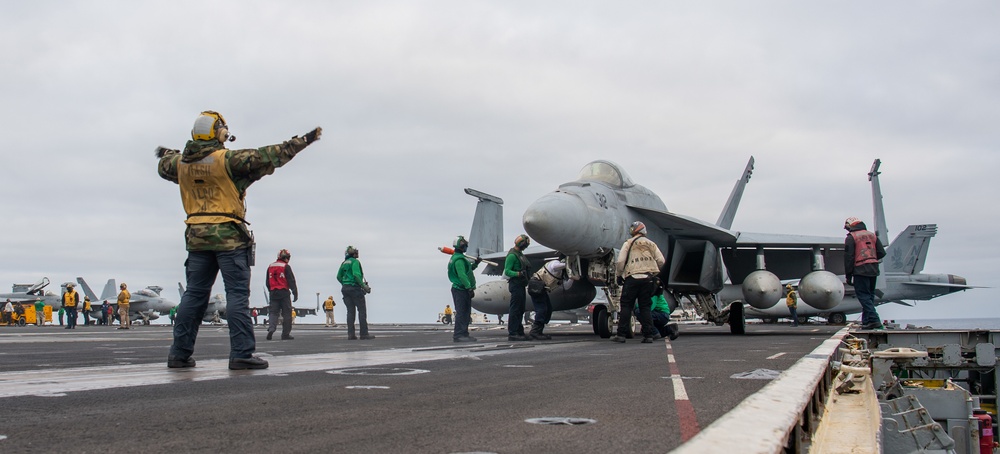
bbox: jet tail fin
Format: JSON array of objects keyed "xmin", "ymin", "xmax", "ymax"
[
  {"xmin": 885, "ymin": 224, "xmax": 937, "ymax": 274},
  {"xmin": 715, "ymin": 156, "xmax": 754, "ymax": 229},
  {"xmin": 99, "ymin": 279, "xmax": 116, "ymax": 301},
  {"xmin": 464, "ymin": 188, "xmax": 504, "ymax": 257},
  {"xmin": 76, "ymin": 277, "xmax": 99, "ymax": 301},
  {"xmin": 868, "ymin": 159, "xmax": 888, "ymax": 243},
  {"xmin": 178, "ymin": 283, "xmax": 185, "ymax": 300}
]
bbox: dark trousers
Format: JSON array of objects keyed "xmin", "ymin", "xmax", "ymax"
[
  {"xmin": 267, "ymin": 289, "xmax": 292, "ymax": 338},
  {"xmin": 507, "ymin": 279, "xmax": 527, "ymax": 336},
  {"xmin": 451, "ymin": 288, "xmax": 472, "ymax": 339},
  {"xmin": 617, "ymin": 276, "xmax": 656, "ymax": 337},
  {"xmin": 170, "ymin": 248, "xmax": 256, "ymax": 360},
  {"xmin": 342, "ymin": 286, "xmax": 368, "ymax": 337},
  {"xmin": 83, "ymin": 311, "xmax": 90, "ymax": 326},
  {"xmin": 65, "ymin": 307, "xmax": 77, "ymax": 328},
  {"xmin": 529, "ymin": 291, "xmax": 552, "ymax": 328},
  {"xmin": 853, "ymin": 275, "xmax": 880, "ymax": 326},
  {"xmin": 788, "ymin": 305, "xmax": 799, "ymax": 326}
]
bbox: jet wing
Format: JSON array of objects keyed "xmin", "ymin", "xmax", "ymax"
[
  {"xmin": 627, "ymin": 206, "xmax": 738, "ymax": 244},
  {"xmin": 734, "ymin": 232, "xmax": 844, "ymax": 249},
  {"xmin": 901, "ymin": 282, "xmax": 981, "ymax": 289}
]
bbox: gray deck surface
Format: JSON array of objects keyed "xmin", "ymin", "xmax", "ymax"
[{"xmin": 0, "ymin": 322, "xmax": 842, "ymax": 453}]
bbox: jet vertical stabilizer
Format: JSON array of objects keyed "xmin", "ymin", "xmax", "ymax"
[
  {"xmin": 464, "ymin": 188, "xmax": 504, "ymax": 257},
  {"xmin": 76, "ymin": 277, "xmax": 100, "ymax": 301},
  {"xmin": 99, "ymin": 279, "xmax": 116, "ymax": 301},
  {"xmin": 868, "ymin": 159, "xmax": 888, "ymax": 243},
  {"xmin": 716, "ymin": 156, "xmax": 754, "ymax": 229},
  {"xmin": 885, "ymin": 224, "xmax": 937, "ymax": 275}
]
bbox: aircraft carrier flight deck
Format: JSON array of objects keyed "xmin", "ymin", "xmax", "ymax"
[{"xmin": 0, "ymin": 322, "xmax": 844, "ymax": 453}]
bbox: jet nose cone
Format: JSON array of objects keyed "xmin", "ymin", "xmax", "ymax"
[{"xmin": 523, "ymin": 191, "xmax": 588, "ymax": 253}]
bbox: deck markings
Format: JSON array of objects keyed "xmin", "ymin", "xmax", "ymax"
[
  {"xmin": 664, "ymin": 340, "xmax": 701, "ymax": 441},
  {"xmin": 767, "ymin": 352, "xmax": 787, "ymax": 359}
]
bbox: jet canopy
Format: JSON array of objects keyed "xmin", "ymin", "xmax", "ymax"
[{"xmin": 577, "ymin": 160, "xmax": 634, "ymax": 188}]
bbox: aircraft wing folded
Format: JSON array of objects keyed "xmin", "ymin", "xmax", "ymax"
[{"xmin": 627, "ymin": 206, "xmax": 738, "ymax": 244}]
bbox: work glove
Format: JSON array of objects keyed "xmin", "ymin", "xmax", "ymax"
[
  {"xmin": 303, "ymin": 127, "xmax": 322, "ymax": 144},
  {"xmin": 616, "ymin": 276, "xmax": 625, "ymax": 286},
  {"xmin": 845, "ymin": 275, "xmax": 854, "ymax": 286},
  {"xmin": 154, "ymin": 146, "xmax": 179, "ymax": 158},
  {"xmin": 474, "ymin": 256, "xmax": 482, "ymax": 265},
  {"xmin": 468, "ymin": 289, "xmax": 475, "ymax": 299},
  {"xmin": 293, "ymin": 294, "xmax": 298, "ymax": 303},
  {"xmin": 362, "ymin": 284, "xmax": 371, "ymax": 294}
]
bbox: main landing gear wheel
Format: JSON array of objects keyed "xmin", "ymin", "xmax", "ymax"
[
  {"xmin": 594, "ymin": 306, "xmax": 613, "ymax": 338},
  {"xmin": 828, "ymin": 312, "xmax": 847, "ymax": 325},
  {"xmin": 729, "ymin": 302, "xmax": 745, "ymax": 335}
]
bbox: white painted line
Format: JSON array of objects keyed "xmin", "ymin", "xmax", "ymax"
[
  {"xmin": 0, "ymin": 344, "xmax": 556, "ymax": 399},
  {"xmin": 767, "ymin": 352, "xmax": 787, "ymax": 360},
  {"xmin": 671, "ymin": 376, "xmax": 689, "ymax": 401}
]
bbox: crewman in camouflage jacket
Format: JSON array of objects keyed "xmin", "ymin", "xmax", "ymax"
[{"xmin": 157, "ymin": 110, "xmax": 321, "ymax": 370}]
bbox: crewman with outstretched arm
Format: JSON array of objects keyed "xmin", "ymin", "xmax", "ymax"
[{"xmin": 157, "ymin": 110, "xmax": 321, "ymax": 370}]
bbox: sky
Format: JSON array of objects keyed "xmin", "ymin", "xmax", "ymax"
[{"xmin": 1, "ymin": 1, "xmax": 997, "ymax": 324}]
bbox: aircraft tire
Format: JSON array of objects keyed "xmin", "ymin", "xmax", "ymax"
[
  {"xmin": 827, "ymin": 312, "xmax": 847, "ymax": 325},
  {"xmin": 728, "ymin": 302, "xmax": 745, "ymax": 335},
  {"xmin": 596, "ymin": 308, "xmax": 612, "ymax": 338},
  {"xmin": 17, "ymin": 318, "xmax": 26, "ymax": 327}
]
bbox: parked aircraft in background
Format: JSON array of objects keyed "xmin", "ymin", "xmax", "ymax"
[
  {"xmin": 461, "ymin": 157, "xmax": 974, "ymax": 336},
  {"xmin": 77, "ymin": 277, "xmax": 177, "ymax": 324},
  {"xmin": 0, "ymin": 278, "xmax": 69, "ymax": 309}
]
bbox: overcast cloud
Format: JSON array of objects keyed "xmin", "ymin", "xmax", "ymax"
[{"xmin": 1, "ymin": 1, "xmax": 997, "ymax": 323}]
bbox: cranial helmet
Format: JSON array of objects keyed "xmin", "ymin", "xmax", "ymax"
[
  {"xmin": 191, "ymin": 110, "xmax": 231, "ymax": 142},
  {"xmin": 454, "ymin": 235, "xmax": 469, "ymax": 252},
  {"xmin": 630, "ymin": 221, "xmax": 647, "ymax": 236},
  {"xmin": 120, "ymin": 283, "xmax": 127, "ymax": 289},
  {"xmin": 514, "ymin": 234, "xmax": 530, "ymax": 249},
  {"xmin": 844, "ymin": 216, "xmax": 862, "ymax": 230},
  {"xmin": 345, "ymin": 246, "xmax": 358, "ymax": 257},
  {"xmin": 277, "ymin": 249, "xmax": 291, "ymax": 261}
]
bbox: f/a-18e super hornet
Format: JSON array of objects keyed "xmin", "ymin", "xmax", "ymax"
[
  {"xmin": 461, "ymin": 158, "xmax": 974, "ymax": 336},
  {"xmin": 76, "ymin": 277, "xmax": 177, "ymax": 324}
]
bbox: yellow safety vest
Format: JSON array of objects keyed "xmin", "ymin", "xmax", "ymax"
[
  {"xmin": 324, "ymin": 298, "xmax": 335, "ymax": 311},
  {"xmin": 63, "ymin": 291, "xmax": 78, "ymax": 307},
  {"xmin": 118, "ymin": 289, "xmax": 130, "ymax": 306},
  {"xmin": 178, "ymin": 149, "xmax": 246, "ymax": 225}
]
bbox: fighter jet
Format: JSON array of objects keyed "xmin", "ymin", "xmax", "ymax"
[
  {"xmin": 462, "ymin": 157, "xmax": 974, "ymax": 335},
  {"xmin": 77, "ymin": 277, "xmax": 177, "ymax": 324},
  {"xmin": 0, "ymin": 278, "xmax": 70, "ymax": 309}
]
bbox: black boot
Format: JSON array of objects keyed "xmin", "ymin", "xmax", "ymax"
[{"xmin": 529, "ymin": 322, "xmax": 551, "ymax": 340}]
